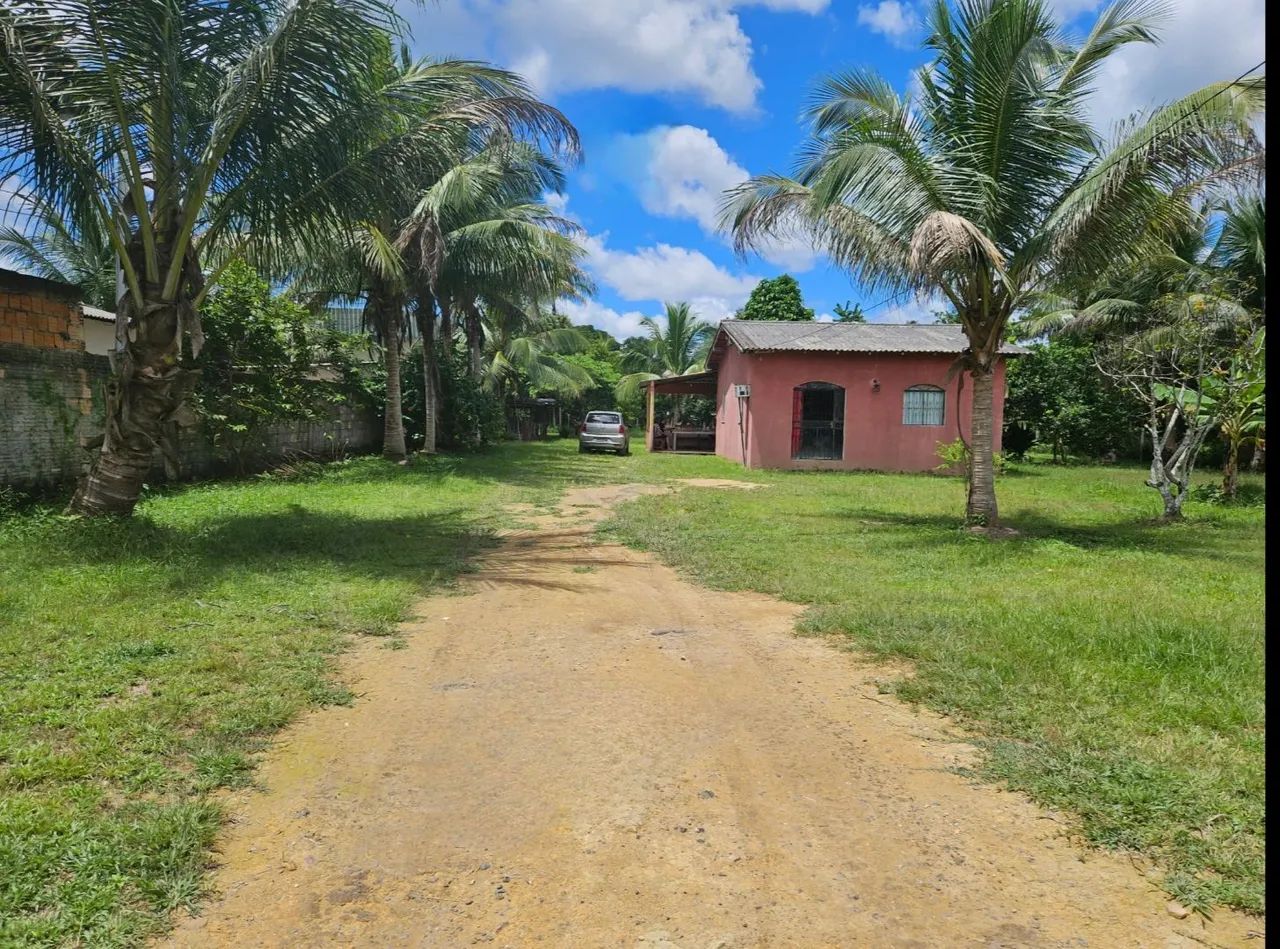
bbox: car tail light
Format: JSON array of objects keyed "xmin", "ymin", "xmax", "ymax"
[
  {"xmin": 618, "ymin": 424, "xmax": 626, "ymax": 434},
  {"xmin": 578, "ymin": 422, "xmax": 586, "ymax": 434}
]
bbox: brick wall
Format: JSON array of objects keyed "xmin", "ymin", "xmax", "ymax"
[
  {"xmin": 0, "ymin": 271, "xmax": 86, "ymax": 352},
  {"xmin": 0, "ymin": 343, "xmax": 105, "ymax": 487},
  {"xmin": 0, "ymin": 342, "xmax": 381, "ymax": 491}
]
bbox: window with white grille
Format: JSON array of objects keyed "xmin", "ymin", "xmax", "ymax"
[{"xmin": 902, "ymin": 386, "xmax": 945, "ymax": 426}]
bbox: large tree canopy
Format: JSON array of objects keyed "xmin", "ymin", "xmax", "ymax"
[{"xmin": 737, "ymin": 274, "xmax": 815, "ymax": 321}]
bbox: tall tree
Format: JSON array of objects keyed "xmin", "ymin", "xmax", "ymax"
[
  {"xmin": 615, "ymin": 302, "xmax": 716, "ymax": 420},
  {"xmin": 723, "ymin": 0, "xmax": 1263, "ymax": 526},
  {"xmin": 399, "ymin": 141, "xmax": 588, "ymax": 451},
  {"xmin": 1094, "ymin": 317, "xmax": 1222, "ymax": 519},
  {"xmin": 833, "ymin": 301, "xmax": 867, "ymax": 322},
  {"xmin": 737, "ymin": 274, "xmax": 815, "ymax": 321}
]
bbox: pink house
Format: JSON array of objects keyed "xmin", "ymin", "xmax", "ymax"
[{"xmin": 645, "ymin": 321, "xmax": 1024, "ymax": 472}]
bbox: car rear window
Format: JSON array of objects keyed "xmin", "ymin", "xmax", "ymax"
[{"xmin": 586, "ymin": 412, "xmax": 622, "ymax": 423}]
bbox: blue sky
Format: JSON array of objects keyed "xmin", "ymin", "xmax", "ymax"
[{"xmin": 400, "ymin": 0, "xmax": 1264, "ymax": 339}]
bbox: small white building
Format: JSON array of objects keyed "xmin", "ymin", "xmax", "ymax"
[{"xmin": 80, "ymin": 305, "xmax": 117, "ymax": 356}]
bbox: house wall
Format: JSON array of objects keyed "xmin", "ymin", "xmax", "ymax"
[
  {"xmin": 714, "ymin": 345, "xmax": 1007, "ymax": 472},
  {"xmin": 82, "ymin": 316, "xmax": 116, "ymax": 356}
]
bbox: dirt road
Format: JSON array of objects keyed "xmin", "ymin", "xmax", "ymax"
[{"xmin": 167, "ymin": 482, "xmax": 1261, "ymax": 948}]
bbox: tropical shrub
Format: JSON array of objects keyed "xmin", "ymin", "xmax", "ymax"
[
  {"xmin": 194, "ymin": 263, "xmax": 325, "ymax": 471},
  {"xmin": 414, "ymin": 344, "xmax": 505, "ymax": 451},
  {"xmin": 1004, "ymin": 339, "xmax": 1143, "ymax": 461}
]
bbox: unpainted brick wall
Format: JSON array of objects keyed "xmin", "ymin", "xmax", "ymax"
[
  {"xmin": 0, "ymin": 342, "xmax": 381, "ymax": 490},
  {"xmin": 0, "ymin": 287, "xmax": 85, "ymax": 351},
  {"xmin": 0, "ymin": 343, "xmax": 105, "ymax": 487}
]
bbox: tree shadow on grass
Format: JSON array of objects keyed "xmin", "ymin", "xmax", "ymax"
[
  {"xmin": 25, "ymin": 506, "xmax": 497, "ymax": 597},
  {"xmin": 793, "ymin": 505, "xmax": 1261, "ymax": 565},
  {"xmin": 28, "ymin": 504, "xmax": 647, "ymax": 601}
]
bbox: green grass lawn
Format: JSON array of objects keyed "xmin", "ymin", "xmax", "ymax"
[
  {"xmin": 604, "ymin": 458, "xmax": 1265, "ymax": 915},
  {"xmin": 0, "ymin": 442, "xmax": 729, "ymax": 947},
  {"xmin": 0, "ymin": 441, "xmax": 1264, "ymax": 945}
]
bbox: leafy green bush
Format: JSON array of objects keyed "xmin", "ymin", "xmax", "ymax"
[
  {"xmin": 401, "ymin": 342, "xmax": 505, "ymax": 451},
  {"xmin": 935, "ymin": 438, "xmax": 1008, "ymax": 479},
  {"xmin": 193, "ymin": 262, "xmax": 378, "ymax": 471},
  {"xmin": 1189, "ymin": 481, "xmax": 1266, "ymax": 507},
  {"xmin": 1004, "ymin": 339, "xmax": 1142, "ymax": 461}
]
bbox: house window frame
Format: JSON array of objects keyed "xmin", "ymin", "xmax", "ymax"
[{"xmin": 902, "ymin": 384, "xmax": 945, "ymax": 426}]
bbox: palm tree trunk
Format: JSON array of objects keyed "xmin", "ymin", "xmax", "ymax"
[
  {"xmin": 69, "ymin": 295, "xmax": 192, "ymax": 516},
  {"xmin": 368, "ymin": 280, "xmax": 407, "ymax": 461},
  {"xmin": 439, "ymin": 297, "xmax": 453, "ymax": 341},
  {"xmin": 462, "ymin": 299, "xmax": 483, "ymax": 378},
  {"xmin": 437, "ymin": 297, "xmax": 455, "ymax": 447},
  {"xmin": 966, "ymin": 367, "xmax": 999, "ymax": 526},
  {"xmin": 381, "ymin": 329, "xmax": 407, "ymax": 461},
  {"xmin": 415, "ymin": 294, "xmax": 440, "ymax": 454}
]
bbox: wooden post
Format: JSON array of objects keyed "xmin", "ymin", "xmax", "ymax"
[{"xmin": 646, "ymin": 380, "xmax": 655, "ymax": 451}]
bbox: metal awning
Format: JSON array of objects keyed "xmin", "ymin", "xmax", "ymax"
[
  {"xmin": 647, "ymin": 370, "xmax": 717, "ymax": 396},
  {"xmin": 644, "ymin": 370, "xmax": 718, "ymax": 453}
]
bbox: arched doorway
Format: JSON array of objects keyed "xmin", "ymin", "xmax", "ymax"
[{"xmin": 791, "ymin": 382, "xmax": 845, "ymax": 460}]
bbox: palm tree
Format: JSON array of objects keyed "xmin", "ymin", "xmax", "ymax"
[
  {"xmin": 482, "ymin": 308, "xmax": 595, "ymax": 406},
  {"xmin": 1013, "ymin": 205, "xmax": 1252, "ymax": 345},
  {"xmin": 1209, "ymin": 194, "xmax": 1265, "ymax": 312},
  {"xmin": 723, "ymin": 0, "xmax": 1263, "ymax": 526},
  {"xmin": 0, "ymin": 193, "xmax": 115, "ymax": 307},
  {"xmin": 1212, "ymin": 195, "xmax": 1267, "ymax": 472},
  {"xmin": 615, "ymin": 302, "xmax": 716, "ymax": 422},
  {"xmin": 0, "ymin": 1, "xmax": 575, "ymax": 513},
  {"xmin": 1021, "ymin": 196, "xmax": 1266, "ymax": 494},
  {"xmin": 399, "ymin": 141, "xmax": 588, "ymax": 451}
]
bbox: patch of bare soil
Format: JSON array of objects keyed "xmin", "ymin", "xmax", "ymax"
[{"xmin": 166, "ymin": 481, "xmax": 1261, "ymax": 948}]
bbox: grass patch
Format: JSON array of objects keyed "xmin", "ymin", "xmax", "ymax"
[
  {"xmin": 0, "ymin": 441, "xmax": 736, "ymax": 946},
  {"xmin": 6, "ymin": 439, "xmax": 1260, "ymax": 938},
  {"xmin": 603, "ymin": 462, "xmax": 1265, "ymax": 915}
]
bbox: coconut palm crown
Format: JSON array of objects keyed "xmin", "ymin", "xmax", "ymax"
[{"xmin": 615, "ymin": 302, "xmax": 716, "ymax": 404}]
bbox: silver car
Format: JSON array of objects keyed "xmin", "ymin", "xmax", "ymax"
[{"xmin": 578, "ymin": 410, "xmax": 630, "ymax": 455}]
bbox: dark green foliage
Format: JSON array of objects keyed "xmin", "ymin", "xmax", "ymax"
[
  {"xmin": 737, "ymin": 274, "xmax": 814, "ymax": 322},
  {"xmin": 435, "ymin": 344, "xmax": 506, "ymax": 451},
  {"xmin": 403, "ymin": 341, "xmax": 507, "ymax": 452},
  {"xmin": 193, "ymin": 262, "xmax": 376, "ymax": 470},
  {"xmin": 1004, "ymin": 339, "xmax": 1142, "ymax": 461},
  {"xmin": 552, "ymin": 324, "xmax": 628, "ymax": 427}
]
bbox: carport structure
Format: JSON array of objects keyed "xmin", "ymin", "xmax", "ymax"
[{"xmin": 645, "ymin": 371, "xmax": 717, "ymax": 453}]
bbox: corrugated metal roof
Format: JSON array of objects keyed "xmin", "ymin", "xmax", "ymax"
[
  {"xmin": 716, "ymin": 320, "xmax": 1026, "ymax": 356},
  {"xmin": 81, "ymin": 304, "xmax": 117, "ymax": 323}
]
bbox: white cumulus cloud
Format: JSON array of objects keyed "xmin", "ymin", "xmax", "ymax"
[
  {"xmin": 574, "ymin": 232, "xmax": 762, "ymax": 330},
  {"xmin": 1084, "ymin": 0, "xmax": 1265, "ymax": 130},
  {"xmin": 871, "ymin": 293, "xmax": 947, "ymax": 324},
  {"xmin": 558, "ymin": 298, "xmax": 651, "ymax": 339},
  {"xmin": 401, "ymin": 0, "xmax": 827, "ymax": 114},
  {"xmin": 583, "ymin": 233, "xmax": 759, "ymax": 307},
  {"xmin": 856, "ymin": 1, "xmax": 920, "ymax": 45},
  {"xmin": 622, "ymin": 124, "xmax": 818, "ymax": 271}
]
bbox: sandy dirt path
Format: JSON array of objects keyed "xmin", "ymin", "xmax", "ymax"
[{"xmin": 167, "ymin": 482, "xmax": 1261, "ymax": 948}]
